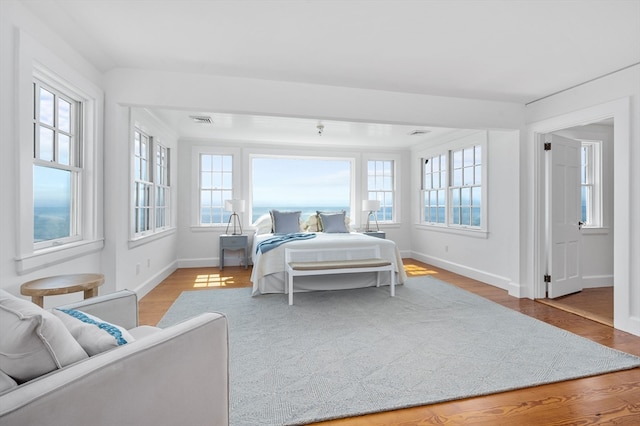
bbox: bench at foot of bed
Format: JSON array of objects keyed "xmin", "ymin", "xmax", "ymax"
[{"xmin": 284, "ymin": 247, "xmax": 396, "ymax": 305}]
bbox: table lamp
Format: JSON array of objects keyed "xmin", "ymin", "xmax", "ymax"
[
  {"xmin": 224, "ymin": 199, "xmax": 245, "ymax": 235},
  {"xmin": 362, "ymin": 199, "xmax": 381, "ymax": 232}
]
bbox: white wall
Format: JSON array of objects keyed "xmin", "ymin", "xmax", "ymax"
[
  {"xmin": 410, "ymin": 130, "xmax": 521, "ymax": 293},
  {"xmin": 524, "ymin": 65, "xmax": 640, "ymax": 336}
]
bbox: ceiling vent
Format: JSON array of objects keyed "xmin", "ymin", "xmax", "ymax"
[
  {"xmin": 189, "ymin": 115, "xmax": 213, "ymax": 124},
  {"xmin": 408, "ymin": 130, "xmax": 431, "ymax": 136}
]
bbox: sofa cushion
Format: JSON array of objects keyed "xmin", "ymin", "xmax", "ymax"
[
  {"xmin": 0, "ymin": 369, "xmax": 17, "ymax": 393},
  {"xmin": 0, "ymin": 289, "xmax": 88, "ymax": 383},
  {"xmin": 52, "ymin": 308, "xmax": 135, "ymax": 356}
]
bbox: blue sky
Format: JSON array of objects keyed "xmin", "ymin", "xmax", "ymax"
[{"xmin": 252, "ymin": 158, "xmax": 351, "ymax": 207}]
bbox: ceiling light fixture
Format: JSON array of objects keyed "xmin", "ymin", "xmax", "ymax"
[{"xmin": 317, "ymin": 123, "xmax": 324, "ymax": 136}]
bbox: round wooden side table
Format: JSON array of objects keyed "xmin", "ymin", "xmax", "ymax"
[{"xmin": 20, "ymin": 273, "xmax": 105, "ymax": 308}]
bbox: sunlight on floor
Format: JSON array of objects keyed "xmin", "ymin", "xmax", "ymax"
[
  {"xmin": 404, "ymin": 264, "xmax": 438, "ymax": 277},
  {"xmin": 192, "ymin": 273, "xmax": 235, "ymax": 288}
]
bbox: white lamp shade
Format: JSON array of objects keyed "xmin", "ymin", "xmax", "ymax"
[
  {"xmin": 362, "ymin": 199, "xmax": 381, "ymax": 212},
  {"xmin": 224, "ymin": 199, "xmax": 245, "ymax": 213}
]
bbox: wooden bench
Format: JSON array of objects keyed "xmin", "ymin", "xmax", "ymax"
[{"xmin": 285, "ymin": 246, "xmax": 396, "ymax": 305}]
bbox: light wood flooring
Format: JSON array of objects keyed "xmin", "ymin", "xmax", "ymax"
[
  {"xmin": 138, "ymin": 260, "xmax": 640, "ymax": 425},
  {"xmin": 538, "ymin": 287, "xmax": 614, "ymax": 327}
]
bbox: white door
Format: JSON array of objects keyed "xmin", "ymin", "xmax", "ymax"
[{"xmin": 546, "ymin": 134, "xmax": 583, "ymax": 298}]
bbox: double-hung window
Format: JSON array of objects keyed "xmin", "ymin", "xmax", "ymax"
[
  {"xmin": 366, "ymin": 160, "xmax": 395, "ymax": 222},
  {"xmin": 199, "ymin": 154, "xmax": 233, "ymax": 225},
  {"xmin": 33, "ymin": 80, "xmax": 82, "ymax": 247},
  {"xmin": 450, "ymin": 145, "xmax": 482, "ymax": 227},
  {"xmin": 422, "ymin": 154, "xmax": 446, "ymax": 224},
  {"xmin": 132, "ymin": 128, "xmax": 171, "ymax": 238},
  {"xmin": 420, "ymin": 132, "xmax": 486, "ymax": 231},
  {"xmin": 580, "ymin": 140, "xmax": 602, "ymax": 228}
]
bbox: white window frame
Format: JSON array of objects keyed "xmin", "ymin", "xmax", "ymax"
[
  {"xmin": 362, "ymin": 153, "xmax": 401, "ymax": 226},
  {"xmin": 131, "ymin": 127, "xmax": 172, "ymax": 240},
  {"xmin": 421, "ymin": 154, "xmax": 447, "ymax": 225},
  {"xmin": 418, "ymin": 131, "xmax": 487, "ymax": 235},
  {"xmin": 16, "ymin": 31, "xmax": 104, "ymax": 274},
  {"xmin": 191, "ymin": 146, "xmax": 242, "ymax": 229},
  {"xmin": 580, "ymin": 140, "xmax": 603, "ymax": 229},
  {"xmin": 365, "ymin": 159, "xmax": 396, "ymax": 223},
  {"xmin": 32, "ymin": 79, "xmax": 83, "ymax": 250}
]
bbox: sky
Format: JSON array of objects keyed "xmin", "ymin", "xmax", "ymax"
[{"xmin": 252, "ymin": 157, "xmax": 351, "ymax": 207}]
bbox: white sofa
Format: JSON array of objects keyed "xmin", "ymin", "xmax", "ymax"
[{"xmin": 0, "ymin": 289, "xmax": 229, "ymax": 426}]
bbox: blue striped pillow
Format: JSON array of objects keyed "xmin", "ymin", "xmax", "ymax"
[{"xmin": 53, "ymin": 308, "xmax": 135, "ymax": 356}]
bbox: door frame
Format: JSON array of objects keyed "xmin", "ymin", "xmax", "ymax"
[{"xmin": 526, "ymin": 97, "xmax": 630, "ymax": 331}]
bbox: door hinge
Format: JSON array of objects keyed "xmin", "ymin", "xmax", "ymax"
[
  {"xmin": 544, "ymin": 142, "xmax": 552, "ymax": 151},
  {"xmin": 544, "ymin": 274, "xmax": 551, "ymax": 283}
]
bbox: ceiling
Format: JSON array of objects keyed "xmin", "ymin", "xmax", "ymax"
[{"xmin": 20, "ymin": 0, "xmax": 640, "ymax": 146}]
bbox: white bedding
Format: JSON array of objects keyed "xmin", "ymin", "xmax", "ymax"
[{"xmin": 250, "ymin": 232, "xmax": 407, "ymax": 296}]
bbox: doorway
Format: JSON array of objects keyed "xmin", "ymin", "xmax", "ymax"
[{"xmin": 541, "ymin": 118, "xmax": 614, "ymax": 325}]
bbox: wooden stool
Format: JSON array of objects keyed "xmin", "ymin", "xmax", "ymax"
[{"xmin": 20, "ymin": 273, "xmax": 105, "ymax": 308}]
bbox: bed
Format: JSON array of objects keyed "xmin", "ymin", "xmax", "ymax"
[{"xmin": 250, "ymin": 210, "xmax": 407, "ymax": 296}]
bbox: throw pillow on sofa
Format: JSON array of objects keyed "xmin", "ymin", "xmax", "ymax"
[
  {"xmin": 52, "ymin": 308, "xmax": 135, "ymax": 356},
  {"xmin": 0, "ymin": 289, "xmax": 88, "ymax": 383}
]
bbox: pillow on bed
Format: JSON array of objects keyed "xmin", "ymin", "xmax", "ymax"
[
  {"xmin": 270, "ymin": 210, "xmax": 302, "ymax": 234},
  {"xmin": 253, "ymin": 213, "xmax": 273, "ymax": 235},
  {"xmin": 318, "ymin": 211, "xmax": 349, "ymax": 233},
  {"xmin": 305, "ymin": 214, "xmax": 321, "ymax": 232}
]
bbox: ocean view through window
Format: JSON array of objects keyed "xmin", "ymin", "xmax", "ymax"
[
  {"xmin": 251, "ymin": 157, "xmax": 352, "ymax": 223},
  {"xmin": 33, "ymin": 80, "xmax": 81, "ymax": 245}
]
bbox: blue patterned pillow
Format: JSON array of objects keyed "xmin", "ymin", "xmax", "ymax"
[{"xmin": 53, "ymin": 308, "xmax": 135, "ymax": 356}]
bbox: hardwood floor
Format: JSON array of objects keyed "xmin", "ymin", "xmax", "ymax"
[
  {"xmin": 538, "ymin": 287, "xmax": 614, "ymax": 327},
  {"xmin": 139, "ymin": 260, "xmax": 640, "ymax": 425}
]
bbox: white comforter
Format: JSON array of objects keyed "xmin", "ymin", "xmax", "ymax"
[{"xmin": 250, "ymin": 232, "xmax": 407, "ymax": 295}]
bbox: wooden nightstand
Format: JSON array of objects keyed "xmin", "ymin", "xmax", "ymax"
[
  {"xmin": 219, "ymin": 234, "xmax": 249, "ymax": 270},
  {"xmin": 363, "ymin": 231, "xmax": 385, "ymax": 239}
]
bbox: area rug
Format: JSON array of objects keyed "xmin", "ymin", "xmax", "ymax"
[{"xmin": 158, "ymin": 277, "xmax": 640, "ymax": 426}]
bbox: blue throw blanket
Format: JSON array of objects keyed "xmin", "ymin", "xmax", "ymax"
[{"xmin": 256, "ymin": 233, "xmax": 317, "ymax": 254}]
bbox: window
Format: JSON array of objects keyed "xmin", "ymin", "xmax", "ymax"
[
  {"xmin": 367, "ymin": 160, "xmax": 394, "ymax": 222},
  {"xmin": 422, "ymin": 154, "xmax": 446, "ymax": 224},
  {"xmin": 450, "ymin": 145, "xmax": 482, "ymax": 227},
  {"xmin": 17, "ymin": 37, "xmax": 103, "ymax": 273},
  {"xmin": 155, "ymin": 144, "xmax": 170, "ymax": 229},
  {"xmin": 132, "ymin": 128, "xmax": 171, "ymax": 238},
  {"xmin": 33, "ymin": 80, "xmax": 82, "ymax": 247},
  {"xmin": 252, "ymin": 157, "xmax": 352, "ymax": 222},
  {"xmin": 420, "ymin": 132, "xmax": 486, "ymax": 231},
  {"xmin": 580, "ymin": 140, "xmax": 602, "ymax": 228},
  {"xmin": 199, "ymin": 154, "xmax": 233, "ymax": 225}
]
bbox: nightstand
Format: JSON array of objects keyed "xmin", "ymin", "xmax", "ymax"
[
  {"xmin": 219, "ymin": 234, "xmax": 249, "ymax": 270},
  {"xmin": 363, "ymin": 231, "xmax": 385, "ymax": 239}
]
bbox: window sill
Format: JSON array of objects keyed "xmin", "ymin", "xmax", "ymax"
[
  {"xmin": 415, "ymin": 223, "xmax": 488, "ymax": 238},
  {"xmin": 581, "ymin": 226, "xmax": 609, "ymax": 236},
  {"xmin": 128, "ymin": 227, "xmax": 177, "ymax": 248},
  {"xmin": 190, "ymin": 224, "xmax": 231, "ymax": 233},
  {"xmin": 16, "ymin": 239, "xmax": 105, "ymax": 275}
]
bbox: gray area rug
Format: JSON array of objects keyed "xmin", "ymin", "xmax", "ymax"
[{"xmin": 158, "ymin": 277, "xmax": 640, "ymax": 426}]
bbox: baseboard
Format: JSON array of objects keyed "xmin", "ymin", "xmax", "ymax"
[
  {"xmin": 177, "ymin": 255, "xmax": 251, "ymax": 269},
  {"xmin": 582, "ymin": 274, "xmax": 613, "ymax": 289},
  {"xmin": 133, "ymin": 260, "xmax": 178, "ymax": 299},
  {"xmin": 410, "ymin": 251, "xmax": 514, "ymax": 293}
]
